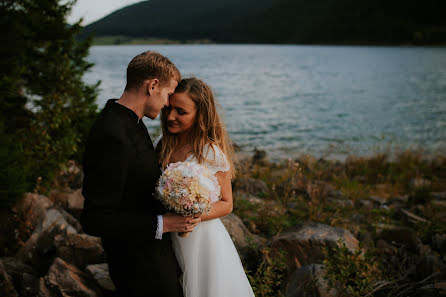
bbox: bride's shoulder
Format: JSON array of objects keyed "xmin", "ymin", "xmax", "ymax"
[{"xmin": 202, "ymin": 143, "xmax": 230, "ymax": 173}]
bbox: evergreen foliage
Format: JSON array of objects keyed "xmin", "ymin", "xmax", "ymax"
[{"xmin": 0, "ymin": 0, "xmax": 99, "ymax": 207}]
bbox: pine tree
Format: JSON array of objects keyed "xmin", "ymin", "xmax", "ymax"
[{"xmin": 0, "ymin": 0, "xmax": 99, "ymax": 206}]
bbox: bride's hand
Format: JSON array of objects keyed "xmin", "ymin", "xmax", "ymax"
[{"xmin": 163, "ymin": 213, "xmax": 201, "ymax": 233}]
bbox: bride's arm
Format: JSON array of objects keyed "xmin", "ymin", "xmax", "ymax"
[{"xmin": 200, "ymin": 170, "xmax": 233, "ymax": 222}]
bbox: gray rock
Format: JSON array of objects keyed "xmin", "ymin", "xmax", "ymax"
[
  {"xmin": 37, "ymin": 207, "xmax": 79, "ymax": 235},
  {"xmin": 286, "ymin": 264, "xmax": 336, "ymax": 297},
  {"xmin": 45, "ymin": 257, "xmax": 98, "ymax": 297},
  {"xmin": 233, "ymin": 177, "xmax": 269, "ymax": 195},
  {"xmin": 17, "ymin": 223, "xmax": 69, "ymax": 275},
  {"xmin": 85, "ymin": 263, "xmax": 116, "ymax": 293},
  {"xmin": 54, "ymin": 233, "xmax": 105, "ymax": 270},
  {"xmin": 221, "ymin": 213, "xmax": 265, "ymax": 259},
  {"xmin": 270, "ymin": 222, "xmax": 359, "ymax": 271},
  {"xmin": 0, "ymin": 258, "xmax": 18, "ymax": 297}
]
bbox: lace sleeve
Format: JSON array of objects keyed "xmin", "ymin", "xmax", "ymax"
[
  {"xmin": 153, "ymin": 134, "xmax": 163, "ymax": 149},
  {"xmin": 203, "ymin": 144, "xmax": 230, "ymax": 174}
]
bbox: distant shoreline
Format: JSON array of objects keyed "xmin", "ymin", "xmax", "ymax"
[{"xmin": 92, "ymin": 36, "xmax": 446, "ymax": 47}]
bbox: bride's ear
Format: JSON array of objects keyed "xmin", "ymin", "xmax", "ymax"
[{"xmin": 146, "ymin": 79, "xmax": 160, "ymax": 95}]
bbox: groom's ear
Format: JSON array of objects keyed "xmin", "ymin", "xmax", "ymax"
[{"xmin": 146, "ymin": 79, "xmax": 160, "ymax": 95}]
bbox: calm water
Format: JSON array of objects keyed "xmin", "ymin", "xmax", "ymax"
[{"xmin": 84, "ymin": 45, "xmax": 446, "ymax": 160}]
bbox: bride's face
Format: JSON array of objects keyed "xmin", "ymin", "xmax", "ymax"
[{"xmin": 166, "ymin": 92, "xmax": 197, "ymax": 134}]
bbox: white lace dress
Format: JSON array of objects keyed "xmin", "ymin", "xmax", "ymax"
[{"xmin": 155, "ymin": 136, "xmax": 255, "ymax": 297}]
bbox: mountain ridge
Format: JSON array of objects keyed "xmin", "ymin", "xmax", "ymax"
[{"xmin": 80, "ymin": 0, "xmax": 446, "ymax": 44}]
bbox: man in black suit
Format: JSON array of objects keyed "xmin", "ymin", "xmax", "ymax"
[{"xmin": 81, "ymin": 51, "xmax": 200, "ymax": 297}]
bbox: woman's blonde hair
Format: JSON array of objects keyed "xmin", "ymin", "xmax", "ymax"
[{"xmin": 157, "ymin": 77, "xmax": 235, "ymax": 177}]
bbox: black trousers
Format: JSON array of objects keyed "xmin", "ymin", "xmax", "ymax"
[{"xmin": 103, "ymin": 237, "xmax": 183, "ymax": 297}]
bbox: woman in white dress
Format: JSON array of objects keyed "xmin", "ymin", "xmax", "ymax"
[{"xmin": 154, "ymin": 77, "xmax": 255, "ymax": 297}]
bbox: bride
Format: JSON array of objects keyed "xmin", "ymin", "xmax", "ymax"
[{"xmin": 154, "ymin": 77, "xmax": 255, "ymax": 297}]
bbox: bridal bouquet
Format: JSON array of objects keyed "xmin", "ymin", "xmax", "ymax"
[{"xmin": 156, "ymin": 161, "xmax": 221, "ymax": 237}]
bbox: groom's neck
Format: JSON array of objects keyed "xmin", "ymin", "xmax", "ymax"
[{"xmin": 117, "ymin": 91, "xmax": 145, "ymax": 120}]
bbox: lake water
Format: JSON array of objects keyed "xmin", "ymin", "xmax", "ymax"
[{"xmin": 84, "ymin": 45, "xmax": 446, "ymax": 160}]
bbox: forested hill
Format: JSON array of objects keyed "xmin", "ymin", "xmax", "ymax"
[{"xmin": 80, "ymin": 0, "xmax": 446, "ymax": 44}]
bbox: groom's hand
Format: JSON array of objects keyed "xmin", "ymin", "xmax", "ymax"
[{"xmin": 163, "ymin": 213, "xmax": 201, "ymax": 233}]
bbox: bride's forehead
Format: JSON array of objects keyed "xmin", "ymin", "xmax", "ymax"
[{"xmin": 170, "ymin": 92, "xmax": 195, "ymax": 108}]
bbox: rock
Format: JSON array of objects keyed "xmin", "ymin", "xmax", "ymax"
[
  {"xmin": 38, "ymin": 277, "xmax": 51, "ymax": 297},
  {"xmin": 12, "ymin": 193, "xmax": 54, "ymax": 236},
  {"xmin": 221, "ymin": 214, "xmax": 265, "ymax": 259},
  {"xmin": 85, "ymin": 263, "xmax": 116, "ymax": 293},
  {"xmin": 31, "ymin": 207, "xmax": 80, "ymax": 236},
  {"xmin": 16, "ymin": 206, "xmax": 81, "ymax": 274},
  {"xmin": 17, "ymin": 223, "xmax": 69, "ymax": 275},
  {"xmin": 410, "ymin": 177, "xmax": 431, "ymax": 188},
  {"xmin": 368, "ymin": 195, "xmax": 387, "ymax": 206},
  {"xmin": 0, "ymin": 259, "xmax": 18, "ymax": 297},
  {"xmin": 67, "ymin": 189, "xmax": 85, "ymax": 211},
  {"xmin": 270, "ymin": 222, "xmax": 359, "ymax": 271},
  {"xmin": 54, "ymin": 233, "xmax": 105, "ymax": 269},
  {"xmin": 2, "ymin": 257, "xmax": 39, "ymax": 297},
  {"xmin": 359, "ymin": 199, "xmax": 373, "ymax": 209},
  {"xmin": 44, "ymin": 257, "xmax": 98, "ymax": 297},
  {"xmin": 285, "ymin": 264, "xmax": 336, "ymax": 297},
  {"xmin": 379, "ymin": 226, "xmax": 421, "ymax": 253},
  {"xmin": 233, "ymin": 177, "xmax": 269, "ymax": 195}
]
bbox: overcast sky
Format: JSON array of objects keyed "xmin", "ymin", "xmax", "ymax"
[{"xmin": 68, "ymin": 0, "xmax": 141, "ymax": 25}]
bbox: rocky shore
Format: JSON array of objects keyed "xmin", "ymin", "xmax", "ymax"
[{"xmin": 1, "ymin": 150, "xmax": 445, "ymax": 296}]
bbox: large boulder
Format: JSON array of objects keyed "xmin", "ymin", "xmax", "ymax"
[
  {"xmin": 44, "ymin": 257, "xmax": 98, "ymax": 297},
  {"xmin": 85, "ymin": 263, "xmax": 116, "ymax": 293},
  {"xmin": 0, "ymin": 258, "xmax": 18, "ymax": 297},
  {"xmin": 2, "ymin": 257, "xmax": 39, "ymax": 297},
  {"xmin": 286, "ymin": 264, "xmax": 336, "ymax": 297},
  {"xmin": 12, "ymin": 193, "xmax": 54, "ymax": 238},
  {"xmin": 221, "ymin": 214, "xmax": 265, "ymax": 261},
  {"xmin": 49, "ymin": 189, "xmax": 85, "ymax": 217},
  {"xmin": 270, "ymin": 223, "xmax": 359, "ymax": 271},
  {"xmin": 54, "ymin": 233, "xmax": 105, "ymax": 270},
  {"xmin": 16, "ymin": 207, "xmax": 82, "ymax": 274}
]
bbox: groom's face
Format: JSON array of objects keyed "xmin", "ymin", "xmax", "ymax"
[{"xmin": 145, "ymin": 78, "xmax": 178, "ymax": 119}]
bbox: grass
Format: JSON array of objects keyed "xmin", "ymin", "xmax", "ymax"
[{"xmin": 233, "ymin": 149, "xmax": 446, "ymax": 296}]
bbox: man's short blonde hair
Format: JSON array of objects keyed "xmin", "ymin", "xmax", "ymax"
[{"xmin": 125, "ymin": 51, "xmax": 181, "ymax": 91}]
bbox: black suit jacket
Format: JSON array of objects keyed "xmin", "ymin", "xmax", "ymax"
[{"xmin": 81, "ymin": 99, "xmax": 183, "ymax": 297}]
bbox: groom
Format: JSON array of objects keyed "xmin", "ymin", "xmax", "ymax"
[{"xmin": 81, "ymin": 51, "xmax": 200, "ymax": 297}]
